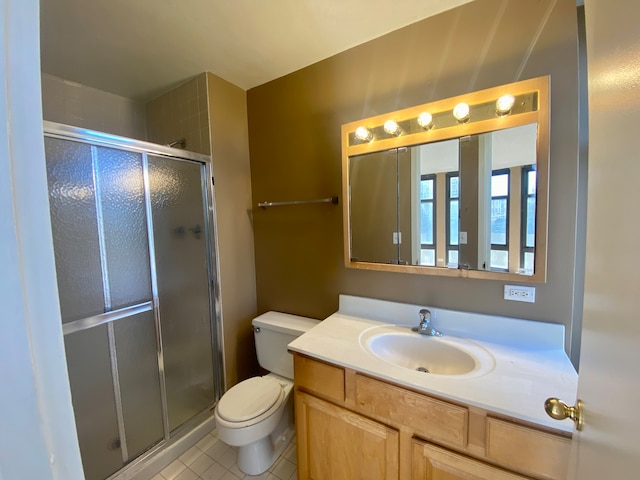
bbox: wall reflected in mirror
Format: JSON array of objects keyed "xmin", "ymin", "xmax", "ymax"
[{"xmin": 348, "ymin": 123, "xmax": 537, "ymax": 275}]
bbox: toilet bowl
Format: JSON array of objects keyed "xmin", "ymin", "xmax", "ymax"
[{"xmin": 214, "ymin": 312, "xmax": 319, "ymax": 475}]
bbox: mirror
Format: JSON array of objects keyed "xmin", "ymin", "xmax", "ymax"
[{"xmin": 342, "ymin": 76, "xmax": 549, "ymax": 282}]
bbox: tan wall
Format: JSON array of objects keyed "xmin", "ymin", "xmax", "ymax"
[
  {"xmin": 398, "ymin": 149, "xmax": 412, "ymax": 264},
  {"xmin": 350, "ymin": 151, "xmax": 398, "ymax": 263},
  {"xmin": 207, "ymin": 73, "xmax": 258, "ymax": 387},
  {"xmin": 145, "ymin": 74, "xmax": 210, "ymax": 155},
  {"xmin": 459, "ymin": 136, "xmax": 480, "ymax": 269},
  {"xmin": 247, "ymin": 0, "xmax": 582, "ymax": 359}
]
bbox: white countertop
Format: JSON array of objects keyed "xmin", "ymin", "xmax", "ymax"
[{"xmin": 288, "ymin": 295, "xmax": 579, "ymax": 433}]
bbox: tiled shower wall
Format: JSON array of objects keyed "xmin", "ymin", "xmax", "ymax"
[
  {"xmin": 41, "ymin": 72, "xmax": 211, "ymax": 156},
  {"xmin": 145, "ymin": 74, "xmax": 211, "ymax": 155},
  {"xmin": 41, "ymin": 73, "xmax": 147, "ymax": 139}
]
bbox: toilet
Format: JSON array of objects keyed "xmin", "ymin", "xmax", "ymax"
[{"xmin": 214, "ymin": 311, "xmax": 319, "ymax": 475}]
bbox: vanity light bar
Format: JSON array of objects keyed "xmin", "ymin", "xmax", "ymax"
[{"xmin": 348, "ymin": 91, "xmax": 538, "ymax": 146}]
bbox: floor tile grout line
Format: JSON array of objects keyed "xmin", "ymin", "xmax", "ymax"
[{"xmin": 150, "ymin": 427, "xmax": 296, "ymax": 480}]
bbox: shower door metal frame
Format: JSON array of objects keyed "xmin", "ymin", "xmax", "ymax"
[{"xmin": 44, "ymin": 120, "xmax": 226, "ymax": 466}]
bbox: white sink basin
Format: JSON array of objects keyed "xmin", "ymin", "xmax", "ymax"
[{"xmin": 359, "ymin": 325, "xmax": 495, "ymax": 377}]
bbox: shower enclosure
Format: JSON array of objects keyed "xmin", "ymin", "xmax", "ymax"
[{"xmin": 43, "ymin": 122, "xmax": 224, "ymax": 480}]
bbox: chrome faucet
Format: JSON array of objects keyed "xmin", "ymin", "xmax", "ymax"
[{"xmin": 411, "ymin": 308, "xmax": 443, "ymax": 337}]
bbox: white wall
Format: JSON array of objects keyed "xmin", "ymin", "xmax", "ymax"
[
  {"xmin": 0, "ymin": 1, "xmax": 83, "ymax": 478},
  {"xmin": 41, "ymin": 73, "xmax": 147, "ymax": 140}
]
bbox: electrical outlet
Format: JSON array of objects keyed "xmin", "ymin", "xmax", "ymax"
[
  {"xmin": 392, "ymin": 232, "xmax": 402, "ymax": 244},
  {"xmin": 504, "ymin": 285, "xmax": 536, "ymax": 303}
]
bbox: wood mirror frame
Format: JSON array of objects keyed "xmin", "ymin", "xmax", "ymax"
[{"xmin": 341, "ymin": 76, "xmax": 550, "ymax": 282}]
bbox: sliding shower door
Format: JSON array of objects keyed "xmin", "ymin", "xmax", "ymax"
[
  {"xmin": 147, "ymin": 156, "xmax": 216, "ymax": 431},
  {"xmin": 44, "ymin": 123, "xmax": 223, "ymax": 480}
]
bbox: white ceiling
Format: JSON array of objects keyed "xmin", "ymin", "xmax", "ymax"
[{"xmin": 40, "ymin": 0, "xmax": 474, "ymax": 100}]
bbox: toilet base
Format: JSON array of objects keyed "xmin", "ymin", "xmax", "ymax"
[
  {"xmin": 234, "ymin": 392, "xmax": 294, "ymax": 475},
  {"xmin": 215, "ymin": 377, "xmax": 296, "ymax": 475},
  {"xmin": 237, "ymin": 424, "xmax": 294, "ymax": 475}
]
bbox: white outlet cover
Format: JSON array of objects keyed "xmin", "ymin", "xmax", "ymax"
[{"xmin": 504, "ymin": 285, "xmax": 536, "ymax": 303}]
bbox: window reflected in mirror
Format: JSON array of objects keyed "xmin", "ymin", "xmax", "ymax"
[{"xmin": 342, "ymin": 76, "xmax": 549, "ymax": 282}]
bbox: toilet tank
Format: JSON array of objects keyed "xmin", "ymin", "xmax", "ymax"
[{"xmin": 252, "ymin": 311, "xmax": 320, "ymax": 379}]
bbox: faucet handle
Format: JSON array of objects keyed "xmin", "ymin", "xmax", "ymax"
[{"xmin": 413, "ymin": 308, "xmax": 443, "ymax": 336}]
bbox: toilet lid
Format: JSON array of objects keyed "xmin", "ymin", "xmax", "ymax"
[{"xmin": 217, "ymin": 377, "xmax": 282, "ymax": 422}]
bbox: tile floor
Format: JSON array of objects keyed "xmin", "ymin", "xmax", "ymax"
[{"xmin": 150, "ymin": 427, "xmax": 297, "ymax": 480}]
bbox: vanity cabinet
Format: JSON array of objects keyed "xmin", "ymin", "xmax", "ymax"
[
  {"xmin": 412, "ymin": 441, "xmax": 530, "ymax": 479},
  {"xmin": 293, "ymin": 353, "xmax": 571, "ymax": 480},
  {"xmin": 296, "ymin": 392, "xmax": 399, "ymax": 479}
]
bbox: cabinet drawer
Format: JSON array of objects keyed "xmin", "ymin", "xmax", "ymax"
[
  {"xmin": 486, "ymin": 417, "xmax": 571, "ymax": 480},
  {"xmin": 355, "ymin": 374, "xmax": 468, "ymax": 448},
  {"xmin": 413, "ymin": 440, "xmax": 531, "ymax": 480},
  {"xmin": 293, "ymin": 354, "xmax": 345, "ymax": 403}
]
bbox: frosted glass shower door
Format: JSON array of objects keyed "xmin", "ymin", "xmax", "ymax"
[
  {"xmin": 45, "ymin": 124, "xmax": 221, "ymax": 480},
  {"xmin": 46, "ymin": 137, "xmax": 163, "ymax": 479},
  {"xmin": 148, "ymin": 155, "xmax": 216, "ymax": 431}
]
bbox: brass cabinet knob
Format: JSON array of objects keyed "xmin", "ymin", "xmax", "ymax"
[{"xmin": 544, "ymin": 397, "xmax": 584, "ymax": 431}]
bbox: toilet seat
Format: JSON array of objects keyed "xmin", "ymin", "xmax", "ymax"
[{"xmin": 216, "ymin": 377, "xmax": 284, "ymax": 427}]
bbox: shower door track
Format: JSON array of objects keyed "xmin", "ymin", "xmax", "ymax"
[{"xmin": 44, "ymin": 122, "xmax": 214, "ymax": 164}]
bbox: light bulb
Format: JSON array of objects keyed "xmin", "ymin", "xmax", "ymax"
[
  {"xmin": 496, "ymin": 94, "xmax": 515, "ymax": 115},
  {"xmin": 354, "ymin": 126, "xmax": 373, "ymax": 142},
  {"xmin": 417, "ymin": 112, "xmax": 433, "ymax": 129},
  {"xmin": 453, "ymin": 103, "xmax": 470, "ymax": 122},
  {"xmin": 383, "ymin": 120, "xmax": 401, "ymax": 136}
]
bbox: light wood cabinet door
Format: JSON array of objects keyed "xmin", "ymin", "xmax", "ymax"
[
  {"xmin": 296, "ymin": 391, "xmax": 399, "ymax": 480},
  {"xmin": 485, "ymin": 417, "xmax": 570, "ymax": 480},
  {"xmin": 412, "ymin": 440, "xmax": 532, "ymax": 480}
]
